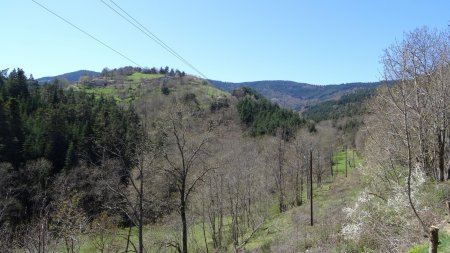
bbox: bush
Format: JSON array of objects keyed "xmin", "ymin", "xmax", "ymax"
[
  {"xmin": 210, "ymin": 98, "xmax": 229, "ymax": 112},
  {"xmin": 161, "ymin": 86, "xmax": 170, "ymax": 95}
]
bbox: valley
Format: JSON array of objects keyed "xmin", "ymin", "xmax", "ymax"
[{"xmin": 2, "ymin": 27, "xmax": 450, "ymax": 253}]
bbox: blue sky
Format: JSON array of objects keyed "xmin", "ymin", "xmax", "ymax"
[{"xmin": 1, "ymin": 1, "xmax": 449, "ymax": 84}]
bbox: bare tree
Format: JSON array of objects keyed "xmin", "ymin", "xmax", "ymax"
[
  {"xmin": 274, "ymin": 129, "xmax": 287, "ymax": 213},
  {"xmin": 51, "ymin": 192, "xmax": 89, "ymax": 253},
  {"xmin": 364, "ymin": 27, "xmax": 450, "ymax": 234},
  {"xmin": 292, "ymin": 129, "xmax": 314, "ymax": 207},
  {"xmin": 90, "ymin": 212, "xmax": 121, "ymax": 253},
  {"xmin": 99, "ymin": 132, "xmax": 158, "ymax": 253},
  {"xmin": 159, "ymin": 101, "xmax": 215, "ymax": 253},
  {"xmin": 201, "ymin": 170, "xmax": 224, "ymax": 251}
]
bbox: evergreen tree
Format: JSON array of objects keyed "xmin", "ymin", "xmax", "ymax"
[
  {"xmin": 6, "ymin": 68, "xmax": 29, "ymax": 99},
  {"xmin": 0, "ymin": 101, "xmax": 11, "ymax": 162},
  {"xmin": 5, "ymin": 98, "xmax": 24, "ymax": 167}
]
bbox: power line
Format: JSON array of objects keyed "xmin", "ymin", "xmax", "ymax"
[
  {"xmin": 104, "ymin": 0, "xmax": 208, "ymax": 79},
  {"xmin": 100, "ymin": 0, "xmax": 208, "ymax": 79},
  {"xmin": 105, "ymin": 0, "xmax": 192, "ymax": 71},
  {"xmin": 31, "ymin": 0, "xmax": 141, "ymax": 67}
]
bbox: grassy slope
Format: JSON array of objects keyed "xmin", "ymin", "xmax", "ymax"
[
  {"xmin": 333, "ymin": 149, "xmax": 362, "ymax": 175},
  {"xmin": 73, "ymin": 74, "xmax": 228, "ymax": 105},
  {"xmin": 241, "ymin": 150, "xmax": 363, "ymax": 252},
  {"xmin": 79, "ymin": 86, "xmax": 118, "ymax": 97},
  {"xmin": 126, "ymin": 72, "xmax": 163, "ymax": 82}
]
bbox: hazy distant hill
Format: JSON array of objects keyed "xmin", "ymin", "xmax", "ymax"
[
  {"xmin": 209, "ymin": 80, "xmax": 382, "ymax": 110},
  {"xmin": 37, "ymin": 70, "xmax": 100, "ymax": 83}
]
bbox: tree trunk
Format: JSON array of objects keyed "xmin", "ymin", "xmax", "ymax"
[
  {"xmin": 181, "ymin": 193, "xmax": 189, "ymax": 253},
  {"xmin": 300, "ymin": 171, "xmax": 303, "ymax": 206},
  {"xmin": 278, "ymin": 137, "xmax": 285, "ymax": 213},
  {"xmin": 125, "ymin": 226, "xmax": 132, "ymax": 253},
  {"xmin": 138, "ymin": 166, "xmax": 144, "ymax": 253},
  {"xmin": 429, "ymin": 226, "xmax": 439, "ymax": 253},
  {"xmin": 330, "ymin": 148, "xmax": 334, "ymax": 177},
  {"xmin": 447, "ymin": 161, "xmax": 450, "ymax": 181},
  {"xmin": 306, "ymin": 156, "xmax": 311, "ymax": 201},
  {"xmin": 180, "ymin": 177, "xmax": 188, "ymax": 253},
  {"xmin": 201, "ymin": 200, "xmax": 209, "ymax": 253},
  {"xmin": 65, "ymin": 238, "xmax": 70, "ymax": 253},
  {"xmin": 317, "ymin": 151, "xmax": 321, "ymax": 187},
  {"xmin": 447, "ymin": 201, "xmax": 450, "ymax": 222},
  {"xmin": 218, "ymin": 178, "xmax": 223, "ymax": 249},
  {"xmin": 181, "ymin": 199, "xmax": 188, "ymax": 253},
  {"xmin": 295, "ymin": 158, "xmax": 301, "ymax": 206},
  {"xmin": 438, "ymin": 130, "xmax": 445, "ymax": 182},
  {"xmin": 138, "ymin": 209, "xmax": 143, "ymax": 252},
  {"xmin": 352, "ymin": 150, "xmax": 355, "ymax": 168},
  {"xmin": 401, "ymin": 88, "xmax": 428, "ymax": 233},
  {"xmin": 310, "ymin": 149, "xmax": 313, "ymax": 226},
  {"xmin": 345, "ymin": 147, "xmax": 348, "ymax": 177}
]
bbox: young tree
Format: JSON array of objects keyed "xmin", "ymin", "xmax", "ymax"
[
  {"xmin": 159, "ymin": 101, "xmax": 215, "ymax": 253},
  {"xmin": 100, "ymin": 139, "xmax": 157, "ymax": 253},
  {"xmin": 274, "ymin": 129, "xmax": 287, "ymax": 213},
  {"xmin": 51, "ymin": 193, "xmax": 88, "ymax": 253}
]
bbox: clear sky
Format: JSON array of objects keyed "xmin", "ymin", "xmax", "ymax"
[{"xmin": 1, "ymin": 1, "xmax": 449, "ymax": 84}]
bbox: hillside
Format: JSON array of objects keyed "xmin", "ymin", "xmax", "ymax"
[
  {"xmin": 209, "ymin": 79, "xmax": 382, "ymax": 110},
  {"xmin": 36, "ymin": 70, "xmax": 382, "ymax": 111},
  {"xmin": 37, "ymin": 69, "xmax": 100, "ymax": 83},
  {"xmin": 0, "ymin": 68, "xmax": 345, "ymax": 252},
  {"xmin": 302, "ymin": 89, "xmax": 374, "ymax": 123},
  {"xmin": 2, "ymin": 60, "xmax": 450, "ymax": 253}
]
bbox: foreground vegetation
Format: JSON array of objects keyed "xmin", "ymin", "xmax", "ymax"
[{"xmin": 60, "ymin": 149, "xmax": 364, "ymax": 252}]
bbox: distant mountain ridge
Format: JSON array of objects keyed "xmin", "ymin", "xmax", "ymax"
[
  {"xmin": 37, "ymin": 70, "xmax": 100, "ymax": 83},
  {"xmin": 209, "ymin": 80, "xmax": 383, "ymax": 110}
]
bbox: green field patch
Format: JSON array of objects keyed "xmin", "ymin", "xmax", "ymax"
[
  {"xmin": 127, "ymin": 72, "xmax": 163, "ymax": 83},
  {"xmin": 199, "ymin": 84, "xmax": 229, "ymax": 97},
  {"xmin": 332, "ymin": 149, "xmax": 362, "ymax": 175},
  {"xmin": 74, "ymin": 85, "xmax": 121, "ymax": 101}
]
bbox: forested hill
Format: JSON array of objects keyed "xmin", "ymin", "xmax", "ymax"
[
  {"xmin": 0, "ymin": 67, "xmax": 316, "ymax": 252},
  {"xmin": 37, "ymin": 70, "xmax": 100, "ymax": 83},
  {"xmin": 35, "ymin": 71, "xmax": 382, "ymax": 111},
  {"xmin": 209, "ymin": 79, "xmax": 382, "ymax": 110},
  {"xmin": 302, "ymin": 88, "xmax": 375, "ymax": 123}
]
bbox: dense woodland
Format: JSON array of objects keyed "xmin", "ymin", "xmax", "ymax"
[
  {"xmin": 302, "ymin": 89, "xmax": 374, "ymax": 123},
  {"xmin": 2, "ymin": 26, "xmax": 450, "ymax": 253},
  {"xmin": 0, "ymin": 69, "xmax": 143, "ymax": 241},
  {"xmin": 235, "ymin": 87, "xmax": 308, "ymax": 139}
]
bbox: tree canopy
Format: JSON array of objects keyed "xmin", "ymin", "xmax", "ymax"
[{"xmin": 235, "ymin": 87, "xmax": 306, "ymax": 140}]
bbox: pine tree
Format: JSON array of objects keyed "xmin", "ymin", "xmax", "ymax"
[{"xmin": 7, "ymin": 68, "xmax": 29, "ymax": 99}]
